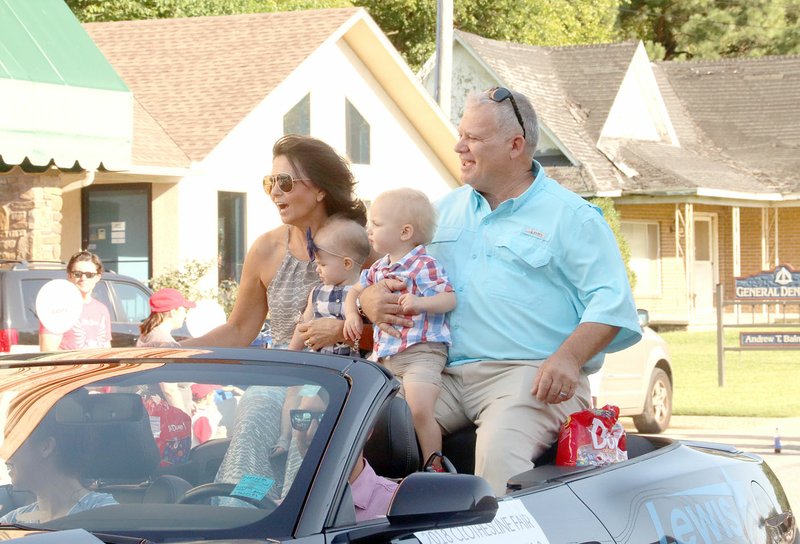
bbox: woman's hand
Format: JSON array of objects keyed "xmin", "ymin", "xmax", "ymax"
[{"xmin": 296, "ymin": 318, "xmax": 346, "ymax": 352}]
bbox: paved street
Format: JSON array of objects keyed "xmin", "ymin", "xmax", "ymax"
[{"xmin": 626, "ymin": 415, "xmax": 800, "ymax": 511}]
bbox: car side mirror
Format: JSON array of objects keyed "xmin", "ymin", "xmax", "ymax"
[
  {"xmin": 348, "ymin": 472, "xmax": 497, "ymax": 543},
  {"xmin": 637, "ymin": 309, "xmax": 650, "ymax": 328}
]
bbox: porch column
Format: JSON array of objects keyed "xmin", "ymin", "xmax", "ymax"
[
  {"xmin": 732, "ymin": 207, "xmax": 741, "ymax": 277},
  {"xmin": 761, "ymin": 208, "xmax": 779, "ymax": 270},
  {"xmin": 0, "ymin": 167, "xmax": 63, "ymax": 260}
]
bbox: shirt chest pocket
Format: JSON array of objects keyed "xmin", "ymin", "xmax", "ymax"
[
  {"xmin": 487, "ymin": 235, "xmax": 553, "ymax": 305},
  {"xmin": 429, "ymin": 226, "xmax": 465, "ymax": 273}
]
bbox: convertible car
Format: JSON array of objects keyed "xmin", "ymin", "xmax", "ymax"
[{"xmin": 0, "ymin": 348, "xmax": 795, "ymax": 543}]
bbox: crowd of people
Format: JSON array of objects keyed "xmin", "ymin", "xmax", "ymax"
[{"xmin": 18, "ymin": 86, "xmax": 641, "ymax": 522}]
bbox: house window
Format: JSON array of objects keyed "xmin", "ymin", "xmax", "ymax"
[
  {"xmin": 346, "ymin": 99, "xmax": 370, "ymax": 164},
  {"xmin": 284, "ymin": 94, "xmax": 310, "ymax": 135},
  {"xmin": 621, "ymin": 221, "xmax": 661, "ymax": 295},
  {"xmin": 218, "ymin": 192, "xmax": 246, "ymax": 283}
]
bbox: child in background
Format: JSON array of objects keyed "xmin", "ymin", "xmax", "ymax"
[
  {"xmin": 137, "ymin": 288, "xmax": 196, "ymax": 348},
  {"xmin": 344, "ymin": 188, "xmax": 455, "ymax": 471},
  {"xmin": 191, "ymin": 383, "xmax": 225, "ymax": 447}
]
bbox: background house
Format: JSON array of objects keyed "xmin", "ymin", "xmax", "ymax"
[
  {"xmin": 81, "ymin": 8, "xmax": 459, "ymax": 287},
  {"xmin": 422, "ymin": 30, "xmax": 800, "ymax": 327}
]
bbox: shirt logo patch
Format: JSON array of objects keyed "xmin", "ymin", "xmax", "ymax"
[{"xmin": 524, "ymin": 228, "xmax": 546, "ymax": 240}]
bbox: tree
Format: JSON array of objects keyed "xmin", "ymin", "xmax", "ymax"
[
  {"xmin": 67, "ymin": 0, "xmax": 350, "ymax": 22},
  {"xmin": 355, "ymin": 0, "xmax": 622, "ymax": 69},
  {"xmin": 618, "ymin": 0, "xmax": 800, "ymax": 60}
]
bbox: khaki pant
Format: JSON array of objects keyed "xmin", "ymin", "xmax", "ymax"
[{"xmin": 435, "ymin": 360, "xmax": 590, "ymax": 495}]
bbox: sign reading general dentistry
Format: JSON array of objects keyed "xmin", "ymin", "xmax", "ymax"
[
  {"xmin": 735, "ymin": 264, "xmax": 800, "ymax": 299},
  {"xmin": 415, "ymin": 499, "xmax": 550, "ymax": 544}
]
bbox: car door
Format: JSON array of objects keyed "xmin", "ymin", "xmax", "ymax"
[{"xmin": 98, "ymin": 277, "xmax": 152, "ymax": 346}]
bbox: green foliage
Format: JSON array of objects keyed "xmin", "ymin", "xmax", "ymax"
[
  {"xmin": 355, "ymin": 0, "xmax": 622, "ymax": 68},
  {"xmin": 618, "ymin": 0, "xmax": 800, "ymax": 60},
  {"xmin": 149, "ymin": 260, "xmax": 238, "ymax": 318},
  {"xmin": 589, "ymin": 197, "xmax": 636, "ymax": 291}
]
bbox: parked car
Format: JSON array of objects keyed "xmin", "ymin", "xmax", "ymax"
[
  {"xmin": 597, "ymin": 309, "xmax": 673, "ymax": 433},
  {"xmin": 0, "ymin": 347, "xmax": 795, "ymax": 543},
  {"xmin": 0, "ymin": 259, "xmax": 154, "ymax": 352}
]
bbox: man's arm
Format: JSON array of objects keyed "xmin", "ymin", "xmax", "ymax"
[{"xmin": 531, "ymin": 322, "xmax": 619, "ymax": 404}]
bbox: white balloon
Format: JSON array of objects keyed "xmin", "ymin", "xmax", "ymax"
[
  {"xmin": 36, "ymin": 279, "xmax": 83, "ymax": 334},
  {"xmin": 185, "ymin": 300, "xmax": 227, "ymax": 338}
]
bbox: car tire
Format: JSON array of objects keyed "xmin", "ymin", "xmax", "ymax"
[{"xmin": 633, "ymin": 367, "xmax": 672, "ymax": 434}]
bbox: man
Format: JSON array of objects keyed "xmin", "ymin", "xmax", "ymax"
[{"xmin": 360, "ymin": 87, "xmax": 641, "ymax": 495}]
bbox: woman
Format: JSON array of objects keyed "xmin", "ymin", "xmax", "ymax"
[
  {"xmin": 136, "ymin": 288, "xmax": 195, "ymax": 347},
  {"xmin": 39, "ymin": 251, "xmax": 112, "ymax": 351},
  {"xmin": 1, "ymin": 407, "xmax": 117, "ymax": 524},
  {"xmin": 183, "ymin": 135, "xmax": 367, "ymax": 349}
]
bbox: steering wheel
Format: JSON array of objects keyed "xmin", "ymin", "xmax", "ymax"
[{"xmin": 178, "ymin": 482, "xmax": 279, "ymax": 510}]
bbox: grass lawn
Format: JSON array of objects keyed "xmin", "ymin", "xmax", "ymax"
[{"xmin": 662, "ymin": 330, "xmax": 800, "ymax": 417}]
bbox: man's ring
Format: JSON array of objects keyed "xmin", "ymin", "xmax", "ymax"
[{"xmin": 559, "ymin": 391, "xmax": 568, "ymax": 398}]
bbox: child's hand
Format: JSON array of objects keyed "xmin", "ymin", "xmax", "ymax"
[
  {"xmin": 398, "ymin": 293, "xmax": 422, "ymax": 314},
  {"xmin": 344, "ymin": 316, "xmax": 363, "ymax": 343}
]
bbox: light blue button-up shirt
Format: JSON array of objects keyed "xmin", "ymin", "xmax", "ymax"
[{"xmin": 428, "ymin": 161, "xmax": 641, "ymax": 371}]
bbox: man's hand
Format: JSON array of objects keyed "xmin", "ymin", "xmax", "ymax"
[
  {"xmin": 296, "ymin": 318, "xmax": 345, "ymax": 352},
  {"xmin": 359, "ymin": 278, "xmax": 414, "ymax": 338},
  {"xmin": 531, "ymin": 352, "xmax": 582, "ymax": 404}
]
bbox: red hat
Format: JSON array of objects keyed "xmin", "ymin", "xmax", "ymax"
[
  {"xmin": 191, "ymin": 383, "xmax": 221, "ymax": 400},
  {"xmin": 150, "ymin": 288, "xmax": 196, "ymax": 313}
]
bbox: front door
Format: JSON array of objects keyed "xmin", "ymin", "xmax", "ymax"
[
  {"xmin": 82, "ymin": 184, "xmax": 152, "ymax": 282},
  {"xmin": 693, "ymin": 215, "xmax": 717, "ymax": 317}
]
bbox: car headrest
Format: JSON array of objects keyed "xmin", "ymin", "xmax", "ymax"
[
  {"xmin": 364, "ymin": 396, "xmax": 420, "ymax": 479},
  {"xmin": 56, "ymin": 392, "xmax": 160, "ymax": 482}
]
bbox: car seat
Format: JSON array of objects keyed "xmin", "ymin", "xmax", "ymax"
[{"xmin": 363, "ymin": 396, "xmax": 420, "ymax": 479}]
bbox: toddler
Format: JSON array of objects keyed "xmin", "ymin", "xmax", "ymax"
[{"xmin": 344, "ymin": 188, "xmax": 455, "ymax": 471}]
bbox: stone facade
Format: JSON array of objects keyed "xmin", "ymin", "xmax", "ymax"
[{"xmin": 0, "ymin": 167, "xmax": 63, "ymax": 261}]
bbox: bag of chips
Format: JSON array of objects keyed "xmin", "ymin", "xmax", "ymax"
[{"xmin": 556, "ymin": 404, "xmax": 627, "ymax": 467}]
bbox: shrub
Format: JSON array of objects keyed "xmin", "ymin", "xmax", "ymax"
[{"xmin": 149, "ymin": 260, "xmax": 238, "ymax": 318}]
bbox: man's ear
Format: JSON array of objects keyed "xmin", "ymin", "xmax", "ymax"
[
  {"xmin": 508, "ymin": 134, "xmax": 527, "ymax": 159},
  {"xmin": 400, "ymin": 224, "xmax": 414, "ymax": 242}
]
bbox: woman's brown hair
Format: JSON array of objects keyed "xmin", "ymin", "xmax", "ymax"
[{"xmin": 272, "ymin": 135, "xmax": 367, "ymax": 226}]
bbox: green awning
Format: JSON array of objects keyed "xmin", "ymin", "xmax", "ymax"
[{"xmin": 0, "ymin": 0, "xmax": 132, "ymax": 170}]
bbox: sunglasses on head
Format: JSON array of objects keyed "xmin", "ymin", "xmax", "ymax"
[
  {"xmin": 263, "ymin": 172, "xmax": 311, "ymax": 194},
  {"xmin": 305, "ymin": 228, "xmax": 361, "ymax": 265},
  {"xmin": 487, "ymin": 86, "xmax": 526, "ymax": 139},
  {"xmin": 69, "ymin": 270, "xmax": 98, "ymax": 279},
  {"xmin": 290, "ymin": 409, "xmax": 325, "ymax": 431}
]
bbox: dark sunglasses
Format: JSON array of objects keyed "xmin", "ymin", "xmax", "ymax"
[
  {"xmin": 488, "ymin": 87, "xmax": 526, "ymax": 139},
  {"xmin": 290, "ymin": 409, "xmax": 325, "ymax": 431},
  {"xmin": 69, "ymin": 270, "xmax": 98, "ymax": 279},
  {"xmin": 263, "ymin": 172, "xmax": 311, "ymax": 194},
  {"xmin": 305, "ymin": 228, "xmax": 358, "ymax": 265}
]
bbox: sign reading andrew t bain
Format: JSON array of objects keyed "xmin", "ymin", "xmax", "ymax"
[
  {"xmin": 735, "ymin": 264, "xmax": 800, "ymax": 299},
  {"xmin": 740, "ymin": 332, "xmax": 800, "ymax": 348}
]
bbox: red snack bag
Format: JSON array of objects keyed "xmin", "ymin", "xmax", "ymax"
[
  {"xmin": 144, "ymin": 396, "xmax": 192, "ymax": 466},
  {"xmin": 556, "ymin": 404, "xmax": 628, "ymax": 467}
]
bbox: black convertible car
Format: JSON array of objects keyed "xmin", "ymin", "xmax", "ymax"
[{"xmin": 0, "ymin": 348, "xmax": 795, "ymax": 543}]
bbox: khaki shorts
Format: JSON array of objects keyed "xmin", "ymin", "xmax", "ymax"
[{"xmin": 380, "ymin": 342, "xmax": 448, "ymax": 388}]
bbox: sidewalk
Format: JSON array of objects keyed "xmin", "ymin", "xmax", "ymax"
[{"xmin": 625, "ymin": 415, "xmax": 800, "ymax": 511}]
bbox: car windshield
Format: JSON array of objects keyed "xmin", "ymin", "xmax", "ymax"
[{"xmin": 0, "ymin": 355, "xmax": 348, "ymax": 539}]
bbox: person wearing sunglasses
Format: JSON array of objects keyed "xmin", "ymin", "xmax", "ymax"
[
  {"xmin": 39, "ymin": 250, "xmax": 112, "ymax": 351},
  {"xmin": 182, "ymin": 135, "xmax": 368, "ymax": 352},
  {"xmin": 357, "ymin": 87, "xmax": 641, "ymax": 495}
]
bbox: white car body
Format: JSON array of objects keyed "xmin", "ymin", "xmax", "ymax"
[{"xmin": 594, "ymin": 312, "xmax": 673, "ymax": 433}]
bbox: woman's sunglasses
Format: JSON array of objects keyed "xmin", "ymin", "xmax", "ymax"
[
  {"xmin": 263, "ymin": 173, "xmax": 311, "ymax": 194},
  {"xmin": 69, "ymin": 270, "xmax": 98, "ymax": 279},
  {"xmin": 290, "ymin": 409, "xmax": 325, "ymax": 431},
  {"xmin": 487, "ymin": 86, "xmax": 526, "ymax": 139}
]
